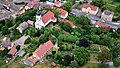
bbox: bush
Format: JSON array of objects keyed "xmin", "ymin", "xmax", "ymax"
[
  {"xmin": 113, "ymin": 58, "xmax": 120, "ymax": 67},
  {"xmin": 98, "ymin": 63, "xmax": 109, "ymax": 68}
]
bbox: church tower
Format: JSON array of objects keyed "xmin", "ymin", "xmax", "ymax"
[{"xmin": 35, "ymin": 10, "xmax": 44, "ymax": 29}]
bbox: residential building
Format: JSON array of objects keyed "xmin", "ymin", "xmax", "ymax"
[
  {"xmin": 56, "ymin": 8, "xmax": 68, "ymax": 18},
  {"xmin": 61, "ymin": 19, "xmax": 75, "ymax": 28},
  {"xmin": 1, "ymin": 37, "xmax": 11, "ymax": 49},
  {"xmin": 101, "ymin": 10, "xmax": 114, "ymax": 21},
  {"xmin": 24, "ymin": 40, "xmax": 54, "ymax": 66},
  {"xmin": 16, "ymin": 20, "xmax": 34, "ymax": 33},
  {"xmin": 81, "ymin": 3, "xmax": 99, "ymax": 15},
  {"xmin": 7, "ymin": 43, "xmax": 18, "ymax": 58},
  {"xmin": 54, "ymin": 1, "xmax": 61, "ymax": 7},
  {"xmin": 3, "ymin": 2, "xmax": 20, "ymax": 12},
  {"xmin": 94, "ymin": 22, "xmax": 111, "ymax": 30},
  {"xmin": 25, "ymin": 0, "xmax": 36, "ymax": 10},
  {"xmin": 35, "ymin": 11, "xmax": 57, "ymax": 29}
]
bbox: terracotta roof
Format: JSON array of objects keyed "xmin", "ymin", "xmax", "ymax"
[
  {"xmin": 81, "ymin": 3, "xmax": 98, "ymax": 11},
  {"xmin": 42, "ymin": 4, "xmax": 53, "ymax": 9},
  {"xmin": 33, "ymin": 3, "xmax": 40, "ymax": 9},
  {"xmin": 54, "ymin": 1, "xmax": 61, "ymax": 7},
  {"xmin": 34, "ymin": 40, "xmax": 53, "ymax": 58},
  {"xmin": 56, "ymin": 8, "xmax": 68, "ymax": 16},
  {"xmin": 26, "ymin": 0, "xmax": 36, "ymax": 8},
  {"xmin": 27, "ymin": 56, "xmax": 36, "ymax": 65},
  {"xmin": 95, "ymin": 22, "xmax": 111, "ymax": 30},
  {"xmin": 42, "ymin": 11, "xmax": 56, "ymax": 24},
  {"xmin": 8, "ymin": 43, "xmax": 18, "ymax": 56},
  {"xmin": 61, "ymin": 19, "xmax": 75, "ymax": 28}
]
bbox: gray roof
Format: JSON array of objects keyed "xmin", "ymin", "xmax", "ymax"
[
  {"xmin": 0, "ymin": 3, "xmax": 4, "ymax": 10},
  {"xmin": 18, "ymin": 50, "xmax": 26, "ymax": 56},
  {"xmin": 17, "ymin": 22, "xmax": 29, "ymax": 31},
  {"xmin": 104, "ymin": 10, "xmax": 113, "ymax": 15},
  {"xmin": 3, "ymin": 2, "xmax": 20, "ymax": 12}
]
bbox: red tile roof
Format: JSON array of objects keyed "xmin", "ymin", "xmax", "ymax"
[
  {"xmin": 8, "ymin": 43, "xmax": 18, "ymax": 56},
  {"xmin": 26, "ymin": 0, "xmax": 36, "ymax": 8},
  {"xmin": 42, "ymin": 4, "xmax": 53, "ymax": 9},
  {"xmin": 95, "ymin": 22, "xmax": 111, "ymax": 30},
  {"xmin": 54, "ymin": 1, "xmax": 61, "ymax": 7},
  {"xmin": 42, "ymin": 11, "xmax": 56, "ymax": 24},
  {"xmin": 34, "ymin": 40, "xmax": 53, "ymax": 58},
  {"xmin": 34, "ymin": 3, "xmax": 40, "ymax": 9},
  {"xmin": 81, "ymin": 4, "xmax": 98, "ymax": 11},
  {"xmin": 27, "ymin": 56, "xmax": 36, "ymax": 65},
  {"xmin": 56, "ymin": 8, "xmax": 68, "ymax": 16},
  {"xmin": 61, "ymin": 19, "xmax": 75, "ymax": 28}
]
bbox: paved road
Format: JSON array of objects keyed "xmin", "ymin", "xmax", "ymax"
[{"xmin": 71, "ymin": 9, "xmax": 120, "ymax": 30}]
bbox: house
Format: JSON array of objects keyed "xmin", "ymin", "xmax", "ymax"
[
  {"xmin": 16, "ymin": 20, "xmax": 34, "ymax": 33},
  {"xmin": 56, "ymin": 8, "xmax": 68, "ymax": 18},
  {"xmin": 24, "ymin": 40, "xmax": 53, "ymax": 66},
  {"xmin": 33, "ymin": 2, "xmax": 40, "ymax": 9},
  {"xmin": 7, "ymin": 43, "xmax": 18, "ymax": 58},
  {"xmin": 25, "ymin": 0, "xmax": 36, "ymax": 10},
  {"xmin": 54, "ymin": 1, "xmax": 61, "ymax": 7},
  {"xmin": 3, "ymin": 2, "xmax": 20, "ymax": 12},
  {"xmin": 61, "ymin": 19, "xmax": 75, "ymax": 28},
  {"xmin": 81, "ymin": 3, "xmax": 99, "ymax": 15},
  {"xmin": 35, "ymin": 11, "xmax": 57, "ymax": 29},
  {"xmin": 94, "ymin": 22, "xmax": 111, "ymax": 30},
  {"xmin": 1, "ymin": 37, "xmax": 11, "ymax": 49},
  {"xmin": 101, "ymin": 10, "xmax": 114, "ymax": 21}
]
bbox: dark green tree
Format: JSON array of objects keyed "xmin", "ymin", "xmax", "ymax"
[
  {"xmin": 74, "ymin": 47, "xmax": 90, "ymax": 66},
  {"xmin": 113, "ymin": 58, "xmax": 120, "ymax": 67}
]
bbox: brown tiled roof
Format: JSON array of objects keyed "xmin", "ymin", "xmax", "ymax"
[
  {"xmin": 34, "ymin": 40, "xmax": 53, "ymax": 58},
  {"xmin": 56, "ymin": 8, "xmax": 68, "ymax": 16},
  {"xmin": 81, "ymin": 3, "xmax": 98, "ymax": 11},
  {"xmin": 42, "ymin": 11, "xmax": 56, "ymax": 24}
]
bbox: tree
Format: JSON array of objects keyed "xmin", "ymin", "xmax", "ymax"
[
  {"xmin": 74, "ymin": 47, "xmax": 90, "ymax": 66},
  {"xmin": 62, "ymin": 22, "xmax": 72, "ymax": 32},
  {"xmin": 70, "ymin": 60, "xmax": 79, "ymax": 68},
  {"xmin": 116, "ymin": 5, "xmax": 120, "ymax": 12},
  {"xmin": 113, "ymin": 58, "xmax": 120, "ymax": 67},
  {"xmin": 80, "ymin": 38, "xmax": 89, "ymax": 47},
  {"xmin": 98, "ymin": 47, "xmax": 112, "ymax": 62},
  {"xmin": 5, "ymin": 17, "xmax": 15, "ymax": 28},
  {"xmin": 16, "ymin": 45, "xmax": 20, "ymax": 51},
  {"xmin": 111, "ymin": 43, "xmax": 120, "ymax": 58},
  {"xmin": 78, "ymin": 15, "xmax": 90, "ymax": 26},
  {"xmin": 25, "ymin": 26, "xmax": 36, "ymax": 36},
  {"xmin": 63, "ymin": 55, "xmax": 72, "ymax": 66},
  {"xmin": 90, "ymin": 34, "xmax": 100, "ymax": 43},
  {"xmin": 92, "ymin": 0, "xmax": 108, "ymax": 8},
  {"xmin": 99, "ymin": 35, "xmax": 113, "ymax": 46},
  {"xmin": 0, "ymin": 48, "xmax": 9, "ymax": 57},
  {"xmin": 98, "ymin": 63, "xmax": 109, "ymax": 68},
  {"xmin": 51, "ymin": 28, "xmax": 60, "ymax": 37},
  {"xmin": 62, "ymin": 1, "xmax": 72, "ymax": 12},
  {"xmin": 1, "ymin": 26, "xmax": 10, "ymax": 35}
]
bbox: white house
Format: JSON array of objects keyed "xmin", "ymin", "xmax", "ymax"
[
  {"xmin": 101, "ymin": 10, "xmax": 114, "ymax": 21},
  {"xmin": 35, "ymin": 11, "xmax": 57, "ymax": 29},
  {"xmin": 81, "ymin": 3, "xmax": 99, "ymax": 15}
]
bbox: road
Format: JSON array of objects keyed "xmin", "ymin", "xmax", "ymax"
[{"xmin": 71, "ymin": 9, "xmax": 120, "ymax": 30}]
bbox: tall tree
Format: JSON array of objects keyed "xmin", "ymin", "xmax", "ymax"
[
  {"xmin": 92, "ymin": 0, "xmax": 108, "ymax": 8},
  {"xmin": 74, "ymin": 47, "xmax": 90, "ymax": 66}
]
